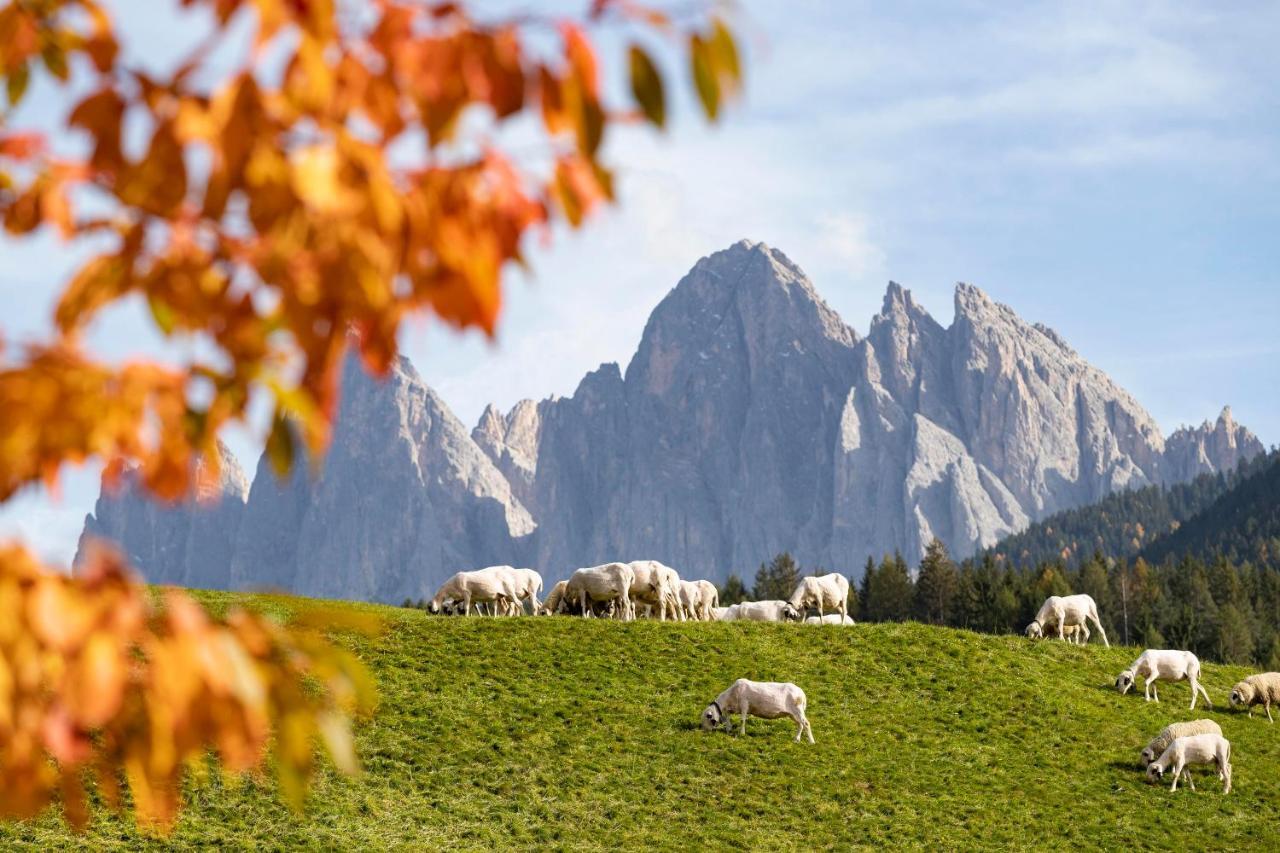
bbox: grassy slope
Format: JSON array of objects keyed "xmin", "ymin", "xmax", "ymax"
[{"xmin": 5, "ymin": 592, "xmax": 1280, "ymax": 850}]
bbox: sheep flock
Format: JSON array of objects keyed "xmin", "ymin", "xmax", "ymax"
[{"xmin": 426, "ymin": 566, "xmax": 1273, "ymax": 793}]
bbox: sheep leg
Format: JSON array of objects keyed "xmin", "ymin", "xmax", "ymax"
[
  {"xmin": 1170, "ymin": 759, "xmax": 1183, "ymax": 792},
  {"xmin": 739, "ymin": 701, "xmax": 749, "ymax": 737},
  {"xmin": 1057, "ymin": 616, "xmax": 1066, "ymax": 641},
  {"xmin": 1190, "ymin": 677, "xmax": 1212, "ymax": 710},
  {"xmin": 1086, "ymin": 608, "xmax": 1109, "ymax": 646},
  {"xmin": 1267, "ymin": 701, "xmax": 1274, "ymax": 723},
  {"xmin": 1185, "ymin": 769, "xmax": 1196, "ymax": 791}
]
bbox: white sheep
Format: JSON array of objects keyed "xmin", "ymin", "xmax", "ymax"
[
  {"xmin": 1024, "ymin": 594, "xmax": 1108, "ymax": 646},
  {"xmin": 538, "ymin": 580, "xmax": 569, "ymax": 615},
  {"xmin": 679, "ymin": 579, "xmax": 719, "ymax": 621},
  {"xmin": 506, "ymin": 567, "xmax": 543, "ymax": 614},
  {"xmin": 710, "ymin": 606, "xmax": 733, "ymax": 621},
  {"xmin": 1229, "ymin": 672, "xmax": 1280, "ymax": 723},
  {"xmin": 566, "ymin": 563, "xmax": 637, "ymax": 621},
  {"xmin": 1115, "ymin": 650, "xmax": 1212, "ymax": 709},
  {"xmin": 427, "ymin": 568, "xmax": 519, "ymax": 617},
  {"xmin": 701, "ymin": 679, "xmax": 814, "ymax": 743},
  {"xmin": 1140, "ymin": 719, "xmax": 1223, "ymax": 766},
  {"xmin": 803, "ymin": 614, "xmax": 855, "ymax": 626},
  {"xmin": 733, "ymin": 600, "xmax": 801, "ymax": 622},
  {"xmin": 628, "ymin": 560, "xmax": 683, "ymax": 621},
  {"xmin": 788, "ymin": 574, "xmax": 850, "ymax": 620},
  {"xmin": 1145, "ymin": 733, "xmax": 1232, "ymax": 793}
]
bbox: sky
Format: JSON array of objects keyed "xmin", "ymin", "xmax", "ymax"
[{"xmin": 2, "ymin": 1, "xmax": 1278, "ymax": 564}]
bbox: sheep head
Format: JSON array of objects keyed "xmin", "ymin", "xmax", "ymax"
[
  {"xmin": 1115, "ymin": 670, "xmax": 1136, "ymax": 694},
  {"xmin": 1145, "ymin": 762, "xmax": 1165, "ymax": 783},
  {"xmin": 782, "ymin": 603, "xmax": 801, "ymax": 622},
  {"xmin": 701, "ymin": 703, "xmax": 723, "ymax": 732},
  {"xmin": 1230, "ymin": 681, "xmax": 1255, "ymax": 707},
  {"xmin": 1024, "ymin": 622, "xmax": 1043, "ymax": 639}
]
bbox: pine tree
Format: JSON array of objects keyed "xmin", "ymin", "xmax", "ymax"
[
  {"xmin": 719, "ymin": 574, "xmax": 748, "ymax": 606},
  {"xmin": 866, "ymin": 552, "xmax": 914, "ymax": 621},
  {"xmin": 753, "ymin": 553, "xmax": 801, "ymax": 601},
  {"xmin": 915, "ymin": 538, "xmax": 958, "ymax": 625}
]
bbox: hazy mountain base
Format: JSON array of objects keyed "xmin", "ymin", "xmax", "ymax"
[{"xmin": 4, "ymin": 592, "xmax": 1278, "ymax": 850}]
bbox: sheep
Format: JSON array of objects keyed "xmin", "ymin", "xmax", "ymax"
[
  {"xmin": 804, "ymin": 614, "xmax": 855, "ymax": 626},
  {"xmin": 565, "ymin": 563, "xmax": 637, "ymax": 621},
  {"xmin": 628, "ymin": 560, "xmax": 683, "ymax": 621},
  {"xmin": 1145, "ymin": 733, "xmax": 1232, "ymax": 793},
  {"xmin": 1115, "ymin": 650, "xmax": 1212, "ymax": 709},
  {"xmin": 679, "ymin": 580, "xmax": 719, "ymax": 621},
  {"xmin": 1024, "ymin": 594, "xmax": 1108, "ymax": 646},
  {"xmin": 427, "ymin": 567, "xmax": 520, "ymax": 617},
  {"xmin": 1229, "ymin": 672, "xmax": 1280, "ymax": 723},
  {"xmin": 733, "ymin": 600, "xmax": 801, "ymax": 622},
  {"xmin": 1141, "ymin": 720, "xmax": 1223, "ymax": 766},
  {"xmin": 701, "ymin": 679, "xmax": 814, "ymax": 743},
  {"xmin": 788, "ymin": 574, "xmax": 850, "ymax": 620},
  {"xmin": 538, "ymin": 580, "xmax": 569, "ymax": 615},
  {"xmin": 710, "ymin": 606, "xmax": 733, "ymax": 621},
  {"xmin": 507, "ymin": 567, "xmax": 543, "ymax": 614}
]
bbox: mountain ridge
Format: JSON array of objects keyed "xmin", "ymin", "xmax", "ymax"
[{"xmin": 75, "ymin": 240, "xmax": 1264, "ymax": 601}]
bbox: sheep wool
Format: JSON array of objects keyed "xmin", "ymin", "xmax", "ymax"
[{"xmin": 1230, "ymin": 672, "xmax": 1280, "ymax": 723}]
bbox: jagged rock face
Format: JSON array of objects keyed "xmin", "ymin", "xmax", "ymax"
[
  {"xmin": 75, "ymin": 443, "xmax": 249, "ymax": 589},
  {"xmin": 232, "ymin": 353, "xmax": 535, "ymax": 602},
  {"xmin": 77, "ymin": 240, "xmax": 1265, "ymax": 598},
  {"xmin": 1163, "ymin": 406, "xmax": 1265, "ymax": 483}
]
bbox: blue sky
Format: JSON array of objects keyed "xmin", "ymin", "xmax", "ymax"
[{"xmin": 2, "ymin": 1, "xmax": 1278, "ymax": 563}]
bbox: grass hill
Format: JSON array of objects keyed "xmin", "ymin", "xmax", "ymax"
[
  {"xmin": 987, "ymin": 450, "xmax": 1277, "ymax": 568},
  {"xmin": 5, "ymin": 592, "xmax": 1280, "ymax": 849}
]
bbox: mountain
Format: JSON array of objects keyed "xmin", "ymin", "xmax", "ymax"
[
  {"xmin": 75, "ymin": 442, "xmax": 250, "ymax": 589},
  {"xmin": 75, "ymin": 240, "xmax": 1264, "ymax": 600},
  {"xmin": 986, "ymin": 449, "xmax": 1278, "ymax": 567}
]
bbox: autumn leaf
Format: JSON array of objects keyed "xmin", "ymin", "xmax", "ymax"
[{"xmin": 628, "ymin": 45, "xmax": 665, "ymax": 129}]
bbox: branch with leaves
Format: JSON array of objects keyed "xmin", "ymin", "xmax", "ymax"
[{"xmin": 0, "ymin": 0, "xmax": 741, "ymax": 833}]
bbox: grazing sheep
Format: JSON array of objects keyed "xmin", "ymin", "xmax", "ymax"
[
  {"xmin": 507, "ymin": 568, "xmax": 543, "ymax": 614},
  {"xmin": 628, "ymin": 560, "xmax": 684, "ymax": 621},
  {"xmin": 710, "ymin": 606, "xmax": 733, "ymax": 621},
  {"xmin": 733, "ymin": 600, "xmax": 801, "ymax": 623},
  {"xmin": 803, "ymin": 614, "xmax": 855, "ymax": 626},
  {"xmin": 701, "ymin": 679, "xmax": 814, "ymax": 743},
  {"xmin": 788, "ymin": 574, "xmax": 850, "ymax": 620},
  {"xmin": 428, "ymin": 568, "xmax": 519, "ymax": 617},
  {"xmin": 1141, "ymin": 720, "xmax": 1223, "ymax": 766},
  {"xmin": 1115, "ymin": 650, "xmax": 1212, "ymax": 709},
  {"xmin": 1230, "ymin": 672, "xmax": 1280, "ymax": 722},
  {"xmin": 1024, "ymin": 594, "xmax": 1108, "ymax": 646},
  {"xmin": 679, "ymin": 579, "xmax": 719, "ymax": 621},
  {"xmin": 539, "ymin": 580, "xmax": 569, "ymax": 615},
  {"xmin": 566, "ymin": 563, "xmax": 637, "ymax": 621},
  {"xmin": 1146, "ymin": 733, "xmax": 1232, "ymax": 793}
]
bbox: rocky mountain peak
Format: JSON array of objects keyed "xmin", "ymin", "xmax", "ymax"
[{"xmin": 76, "ymin": 241, "xmax": 1266, "ymax": 599}]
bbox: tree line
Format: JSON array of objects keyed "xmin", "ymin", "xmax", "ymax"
[{"xmin": 722, "ymin": 541, "xmax": 1280, "ymax": 669}]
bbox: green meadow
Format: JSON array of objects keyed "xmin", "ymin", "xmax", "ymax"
[{"xmin": 4, "ymin": 592, "xmax": 1278, "ymax": 850}]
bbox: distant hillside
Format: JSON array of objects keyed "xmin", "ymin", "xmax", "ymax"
[
  {"xmin": 987, "ymin": 450, "xmax": 1278, "ymax": 568},
  {"xmin": 1142, "ymin": 452, "xmax": 1280, "ymax": 570},
  {"xmin": 3, "ymin": 593, "xmax": 1278, "ymax": 848}
]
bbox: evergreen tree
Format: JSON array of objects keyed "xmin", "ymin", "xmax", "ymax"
[
  {"xmin": 752, "ymin": 553, "xmax": 800, "ymax": 601},
  {"xmin": 720, "ymin": 574, "xmax": 748, "ymax": 606},
  {"xmin": 1215, "ymin": 604, "xmax": 1255, "ymax": 664},
  {"xmin": 915, "ymin": 538, "xmax": 958, "ymax": 625},
  {"xmin": 865, "ymin": 552, "xmax": 914, "ymax": 622}
]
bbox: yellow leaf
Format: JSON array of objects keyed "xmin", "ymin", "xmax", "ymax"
[
  {"xmin": 290, "ymin": 145, "xmax": 352, "ymax": 214},
  {"xmin": 689, "ymin": 34, "xmax": 719, "ymax": 120}
]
